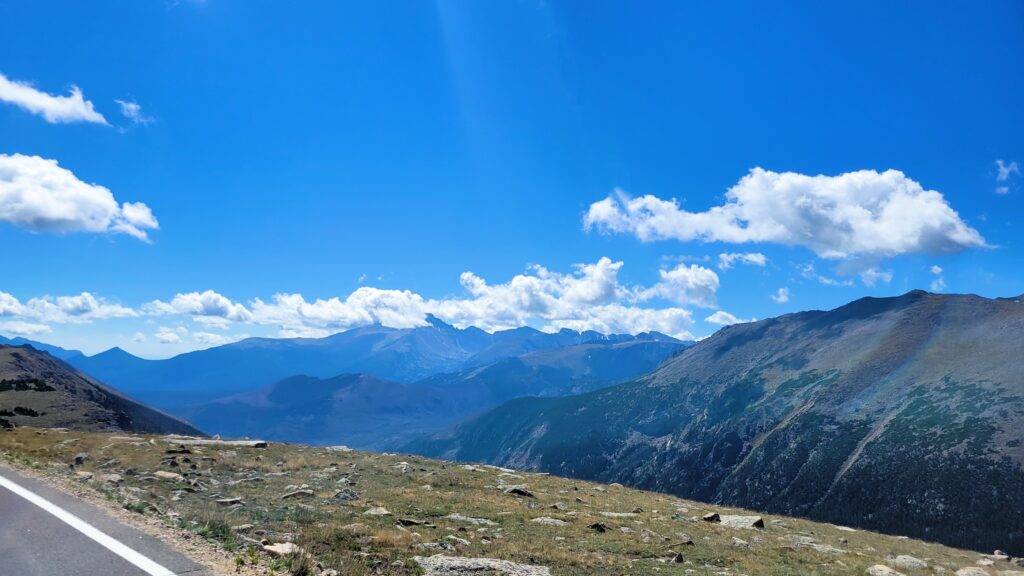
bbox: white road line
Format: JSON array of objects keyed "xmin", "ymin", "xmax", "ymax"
[{"xmin": 0, "ymin": 472, "xmax": 176, "ymax": 576}]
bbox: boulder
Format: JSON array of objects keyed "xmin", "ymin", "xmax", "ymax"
[
  {"xmin": 153, "ymin": 470, "xmax": 184, "ymax": 482},
  {"xmin": 701, "ymin": 512, "xmax": 720, "ymax": 522},
  {"xmin": 719, "ymin": 515, "xmax": 764, "ymax": 529},
  {"xmin": 956, "ymin": 569, "xmax": 991, "ymax": 576}
]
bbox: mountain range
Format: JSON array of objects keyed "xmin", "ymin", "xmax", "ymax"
[
  {"xmin": 181, "ymin": 338, "xmax": 687, "ymax": 449},
  {"xmin": 410, "ymin": 290, "xmax": 1024, "ymax": 555},
  {"xmin": 66, "ymin": 316, "xmax": 682, "ymax": 411},
  {"xmin": 0, "ymin": 344, "xmax": 200, "ymax": 435}
]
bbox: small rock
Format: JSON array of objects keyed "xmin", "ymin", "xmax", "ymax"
[
  {"xmin": 281, "ymin": 489, "xmax": 314, "ymax": 500},
  {"xmin": 888, "ymin": 555, "xmax": 927, "ymax": 570},
  {"xmin": 262, "ymin": 542, "xmax": 300, "ymax": 557},
  {"xmin": 588, "ymin": 522, "xmax": 608, "ymax": 533},
  {"xmin": 398, "ymin": 518, "xmax": 428, "ymax": 526},
  {"xmin": 231, "ymin": 524, "xmax": 254, "ymax": 532},
  {"xmin": 701, "ymin": 512, "xmax": 721, "ymax": 522},
  {"xmin": 153, "ymin": 471, "xmax": 184, "ymax": 482},
  {"xmin": 530, "ymin": 517, "xmax": 568, "ymax": 526},
  {"xmin": 503, "ymin": 486, "xmax": 535, "ymax": 498},
  {"xmin": 216, "ymin": 497, "xmax": 242, "ymax": 506},
  {"xmin": 72, "ymin": 452, "xmax": 89, "ymax": 466},
  {"xmin": 363, "ymin": 506, "xmax": 391, "ymax": 516},
  {"xmin": 333, "ymin": 488, "xmax": 359, "ymax": 501},
  {"xmin": 867, "ymin": 566, "xmax": 905, "ymax": 576},
  {"xmin": 955, "ymin": 569, "xmax": 991, "ymax": 576},
  {"xmin": 445, "ymin": 513, "xmax": 497, "ymax": 526}
]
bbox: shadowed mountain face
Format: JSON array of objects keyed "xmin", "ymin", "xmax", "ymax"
[
  {"xmin": 185, "ymin": 339, "xmax": 689, "ymax": 449},
  {"xmin": 69, "ymin": 317, "xmax": 684, "ymax": 410},
  {"xmin": 0, "ymin": 345, "xmax": 201, "ymax": 435},
  {"xmin": 409, "ymin": 291, "xmax": 1024, "ymax": 555}
]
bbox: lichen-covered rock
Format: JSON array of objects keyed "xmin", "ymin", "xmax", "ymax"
[{"xmin": 413, "ymin": 554, "xmax": 551, "ymax": 576}]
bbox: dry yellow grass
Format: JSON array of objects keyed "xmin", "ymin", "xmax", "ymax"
[{"xmin": 0, "ymin": 427, "xmax": 1016, "ymax": 576}]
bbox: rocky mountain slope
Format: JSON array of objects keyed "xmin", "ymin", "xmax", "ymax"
[
  {"xmin": 184, "ymin": 339, "xmax": 687, "ymax": 449},
  {"xmin": 411, "ymin": 291, "xmax": 1024, "ymax": 555},
  {"xmin": 69, "ymin": 316, "xmax": 684, "ymax": 410},
  {"xmin": 0, "ymin": 345, "xmax": 201, "ymax": 435},
  {"xmin": 3, "ymin": 426, "xmax": 1020, "ymax": 576}
]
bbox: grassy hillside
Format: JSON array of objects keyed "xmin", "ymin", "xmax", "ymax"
[
  {"xmin": 1, "ymin": 427, "xmax": 1019, "ymax": 576},
  {"xmin": 411, "ymin": 291, "xmax": 1024, "ymax": 556},
  {"xmin": 0, "ymin": 345, "xmax": 201, "ymax": 435}
]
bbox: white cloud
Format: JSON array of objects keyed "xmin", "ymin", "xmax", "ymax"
[
  {"xmin": 705, "ymin": 310, "xmax": 752, "ymax": 326},
  {"xmin": 717, "ymin": 252, "xmax": 767, "ymax": 270},
  {"xmin": 0, "ymin": 290, "xmax": 136, "ymax": 324},
  {"xmin": 144, "ymin": 258, "xmax": 703, "ymax": 340},
  {"xmin": 930, "ymin": 277, "xmax": 947, "ymax": 292},
  {"xmin": 771, "ymin": 287, "xmax": 790, "ymax": 304},
  {"xmin": 146, "ymin": 290, "xmax": 252, "ymax": 322},
  {"xmin": 930, "ymin": 265, "xmax": 943, "ymax": 275},
  {"xmin": 859, "ymin": 267, "xmax": 893, "ymax": 287},
  {"xmin": 0, "ymin": 320, "xmax": 52, "ymax": 336},
  {"xmin": 800, "ymin": 263, "xmax": 852, "ymax": 287},
  {"xmin": 155, "ymin": 327, "xmax": 182, "ymax": 344},
  {"xmin": 584, "ymin": 168, "xmax": 986, "ymax": 260},
  {"xmin": 132, "ymin": 332, "xmax": 146, "ymax": 343},
  {"xmin": 996, "ymin": 160, "xmax": 1019, "ymax": 182},
  {"xmin": 996, "ymin": 186, "xmax": 1010, "ymax": 195},
  {"xmin": 114, "ymin": 99, "xmax": 153, "ymax": 125},
  {"xmin": 0, "ymin": 154, "xmax": 159, "ymax": 241},
  {"xmin": 192, "ymin": 331, "xmax": 246, "ymax": 346},
  {"xmin": 0, "ymin": 72, "xmax": 107, "ymax": 124},
  {"xmin": 637, "ymin": 263, "xmax": 719, "ymax": 308}
]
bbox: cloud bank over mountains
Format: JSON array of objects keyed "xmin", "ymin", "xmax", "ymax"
[{"xmin": 0, "ymin": 257, "xmax": 728, "ymax": 342}]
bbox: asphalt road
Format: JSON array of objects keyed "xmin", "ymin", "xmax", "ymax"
[{"xmin": 0, "ymin": 464, "xmax": 212, "ymax": 576}]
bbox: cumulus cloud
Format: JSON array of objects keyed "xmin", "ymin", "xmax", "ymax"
[
  {"xmin": 146, "ymin": 290, "xmax": 252, "ymax": 322},
  {"xmin": 771, "ymin": 287, "xmax": 790, "ymax": 304},
  {"xmin": 705, "ymin": 310, "xmax": 752, "ymax": 326},
  {"xmin": 0, "ymin": 72, "xmax": 107, "ymax": 124},
  {"xmin": 637, "ymin": 263, "xmax": 719, "ymax": 308},
  {"xmin": 192, "ymin": 331, "xmax": 246, "ymax": 346},
  {"xmin": 584, "ymin": 168, "xmax": 986, "ymax": 260},
  {"xmin": 717, "ymin": 252, "xmax": 767, "ymax": 270},
  {"xmin": 0, "ymin": 320, "xmax": 52, "ymax": 336},
  {"xmin": 132, "ymin": 332, "xmax": 146, "ymax": 343},
  {"xmin": 155, "ymin": 327, "xmax": 182, "ymax": 344},
  {"xmin": 115, "ymin": 99, "xmax": 153, "ymax": 125},
  {"xmin": 930, "ymin": 265, "xmax": 943, "ymax": 275},
  {"xmin": 0, "ymin": 154, "xmax": 159, "ymax": 241}
]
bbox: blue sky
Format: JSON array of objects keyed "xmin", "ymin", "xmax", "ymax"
[{"xmin": 0, "ymin": 1, "xmax": 1021, "ymax": 357}]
